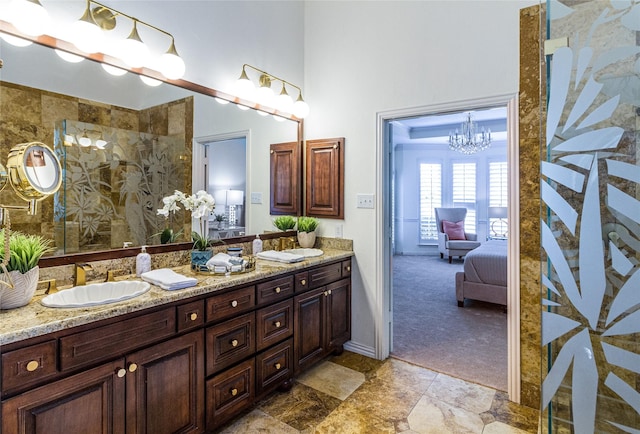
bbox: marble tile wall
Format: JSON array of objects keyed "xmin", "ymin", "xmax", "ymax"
[{"xmin": 518, "ymin": 4, "xmax": 545, "ymax": 410}]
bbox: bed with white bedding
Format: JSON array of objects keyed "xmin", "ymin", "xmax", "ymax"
[{"xmin": 455, "ymin": 239, "xmax": 507, "ymax": 307}]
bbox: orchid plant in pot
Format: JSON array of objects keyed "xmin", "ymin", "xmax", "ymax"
[{"xmin": 158, "ymin": 190, "xmax": 215, "ymax": 269}]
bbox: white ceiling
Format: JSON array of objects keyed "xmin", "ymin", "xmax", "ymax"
[{"xmin": 391, "ymin": 106, "xmax": 508, "ymax": 146}]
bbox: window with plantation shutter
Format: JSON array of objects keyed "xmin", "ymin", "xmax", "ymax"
[
  {"xmin": 419, "ymin": 163, "xmax": 442, "ymax": 242},
  {"xmin": 452, "ymin": 162, "xmax": 476, "ymax": 233},
  {"xmin": 489, "ymin": 161, "xmax": 508, "ymax": 236}
]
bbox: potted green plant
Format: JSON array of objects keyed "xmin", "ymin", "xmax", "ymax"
[
  {"xmin": 0, "ymin": 230, "xmax": 54, "ymax": 309},
  {"xmin": 213, "ymin": 213, "xmax": 227, "ymax": 228},
  {"xmin": 273, "ymin": 216, "xmax": 297, "ymax": 231},
  {"xmin": 297, "ymin": 216, "xmax": 319, "ymax": 248}
]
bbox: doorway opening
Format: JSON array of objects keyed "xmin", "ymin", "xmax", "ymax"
[{"xmin": 375, "ymin": 94, "xmax": 521, "ymax": 402}]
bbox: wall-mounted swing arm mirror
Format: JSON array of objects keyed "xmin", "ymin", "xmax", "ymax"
[
  {"xmin": 0, "ymin": 142, "xmax": 62, "ymax": 216},
  {"xmin": 0, "ymin": 20, "xmax": 301, "ymax": 263}
]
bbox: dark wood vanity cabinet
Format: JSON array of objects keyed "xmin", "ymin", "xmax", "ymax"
[
  {"xmin": 0, "ymin": 257, "xmax": 351, "ymax": 434},
  {"xmin": 305, "ymin": 137, "xmax": 345, "ymax": 219}
]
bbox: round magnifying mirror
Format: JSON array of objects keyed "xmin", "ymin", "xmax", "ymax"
[{"xmin": 6, "ymin": 142, "xmax": 62, "ymax": 201}]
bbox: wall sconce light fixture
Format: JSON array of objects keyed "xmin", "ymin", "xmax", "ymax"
[
  {"xmin": 234, "ymin": 64, "xmax": 309, "ymax": 119},
  {"xmin": 2, "ymin": 0, "xmax": 186, "ymax": 80}
]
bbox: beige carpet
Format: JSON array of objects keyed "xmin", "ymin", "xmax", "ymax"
[{"xmin": 391, "ymin": 254, "xmax": 507, "ymax": 391}]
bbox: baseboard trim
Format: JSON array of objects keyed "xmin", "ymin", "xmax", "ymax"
[{"xmin": 343, "ymin": 341, "xmax": 377, "ymax": 359}]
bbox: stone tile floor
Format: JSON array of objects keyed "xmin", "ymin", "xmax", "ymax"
[{"xmin": 219, "ymin": 351, "xmax": 540, "ymax": 433}]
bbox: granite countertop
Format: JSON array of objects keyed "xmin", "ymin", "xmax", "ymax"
[{"xmin": 0, "ymin": 248, "xmax": 353, "ymax": 346}]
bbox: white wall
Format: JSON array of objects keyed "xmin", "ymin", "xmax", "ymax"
[{"xmin": 303, "ymin": 1, "xmax": 536, "ymax": 354}]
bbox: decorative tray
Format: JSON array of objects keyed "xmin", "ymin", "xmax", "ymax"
[{"xmin": 194, "ymin": 255, "xmax": 256, "ymax": 275}]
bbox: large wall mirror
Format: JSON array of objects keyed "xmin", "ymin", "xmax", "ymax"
[{"xmin": 0, "ymin": 35, "xmax": 300, "ymax": 259}]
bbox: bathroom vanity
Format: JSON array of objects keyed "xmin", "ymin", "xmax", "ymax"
[{"xmin": 0, "ymin": 249, "xmax": 352, "ymax": 433}]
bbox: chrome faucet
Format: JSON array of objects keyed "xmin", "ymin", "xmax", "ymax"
[{"xmin": 74, "ymin": 263, "xmax": 93, "ymax": 286}]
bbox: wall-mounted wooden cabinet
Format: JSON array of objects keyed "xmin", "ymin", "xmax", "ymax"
[
  {"xmin": 305, "ymin": 137, "xmax": 344, "ymax": 219},
  {"xmin": 270, "ymin": 141, "xmax": 301, "ymax": 215}
]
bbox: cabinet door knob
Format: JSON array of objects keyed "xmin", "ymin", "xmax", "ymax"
[
  {"xmin": 328, "ymin": 289, "xmax": 332, "ymax": 295},
  {"xmin": 274, "ymin": 363, "xmax": 281, "ymax": 370},
  {"xmin": 116, "ymin": 368, "xmax": 127, "ymax": 378},
  {"xmin": 324, "ymin": 291, "xmax": 328, "ymax": 297},
  {"xmin": 231, "ymin": 300, "xmax": 238, "ymax": 308},
  {"xmin": 26, "ymin": 360, "xmax": 39, "ymax": 372},
  {"xmin": 128, "ymin": 363, "xmax": 138, "ymax": 373},
  {"xmin": 231, "ymin": 339, "xmax": 239, "ymax": 347},
  {"xmin": 300, "ymin": 279, "xmax": 306, "ymax": 286},
  {"xmin": 275, "ymin": 287, "xmax": 281, "ymax": 294},
  {"xmin": 230, "ymin": 388, "xmax": 238, "ymax": 396},
  {"xmin": 346, "ymin": 266, "xmax": 351, "ymax": 272},
  {"xmin": 274, "ymin": 321, "xmax": 281, "ymax": 328},
  {"xmin": 190, "ymin": 312, "xmax": 198, "ymax": 321}
]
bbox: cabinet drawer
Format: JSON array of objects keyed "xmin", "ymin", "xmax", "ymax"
[
  {"xmin": 2, "ymin": 340, "xmax": 58, "ymax": 395},
  {"xmin": 176, "ymin": 299, "xmax": 205, "ymax": 333},
  {"xmin": 256, "ymin": 275, "xmax": 294, "ymax": 305},
  {"xmin": 342, "ymin": 259, "xmax": 352, "ymax": 277},
  {"xmin": 294, "ymin": 271, "xmax": 309, "ymax": 293},
  {"xmin": 206, "ymin": 358, "xmax": 254, "ymax": 430},
  {"xmin": 60, "ymin": 308, "xmax": 175, "ymax": 372},
  {"xmin": 308, "ymin": 262, "xmax": 342, "ymax": 289},
  {"xmin": 206, "ymin": 312, "xmax": 255, "ymax": 376},
  {"xmin": 256, "ymin": 299, "xmax": 293, "ymax": 351},
  {"xmin": 206, "ymin": 285, "xmax": 255, "ymax": 323},
  {"xmin": 256, "ymin": 338, "xmax": 292, "ymax": 398}
]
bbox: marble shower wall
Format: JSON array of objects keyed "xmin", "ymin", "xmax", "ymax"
[
  {"xmin": 0, "ymin": 81, "xmax": 193, "ymax": 253},
  {"xmin": 519, "ymin": 4, "xmax": 545, "ymax": 410}
]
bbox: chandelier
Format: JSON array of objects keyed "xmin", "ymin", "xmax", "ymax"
[{"xmin": 448, "ymin": 112, "xmax": 491, "ymax": 154}]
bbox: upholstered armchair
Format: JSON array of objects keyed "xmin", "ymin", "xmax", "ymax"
[{"xmin": 435, "ymin": 207, "xmax": 481, "ymax": 263}]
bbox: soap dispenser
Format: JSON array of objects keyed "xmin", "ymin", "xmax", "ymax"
[
  {"xmin": 252, "ymin": 234, "xmax": 263, "ymax": 255},
  {"xmin": 136, "ymin": 245, "xmax": 151, "ymax": 277}
]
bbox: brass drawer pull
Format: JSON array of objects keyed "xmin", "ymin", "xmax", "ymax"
[
  {"xmin": 26, "ymin": 360, "xmax": 39, "ymax": 372},
  {"xmin": 275, "ymin": 287, "xmax": 281, "ymax": 294},
  {"xmin": 274, "ymin": 321, "xmax": 281, "ymax": 328},
  {"xmin": 300, "ymin": 279, "xmax": 306, "ymax": 286},
  {"xmin": 274, "ymin": 363, "xmax": 281, "ymax": 370},
  {"xmin": 230, "ymin": 388, "xmax": 238, "ymax": 396},
  {"xmin": 190, "ymin": 312, "xmax": 198, "ymax": 321},
  {"xmin": 231, "ymin": 300, "xmax": 238, "ymax": 308},
  {"xmin": 231, "ymin": 339, "xmax": 239, "ymax": 347},
  {"xmin": 128, "ymin": 363, "xmax": 138, "ymax": 373},
  {"xmin": 117, "ymin": 368, "xmax": 127, "ymax": 378}
]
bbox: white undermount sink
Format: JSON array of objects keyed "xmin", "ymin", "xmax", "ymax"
[
  {"xmin": 41, "ymin": 280, "xmax": 151, "ymax": 308},
  {"xmin": 282, "ymin": 248, "xmax": 324, "ymax": 257}
]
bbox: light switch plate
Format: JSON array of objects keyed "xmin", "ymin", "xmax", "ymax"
[
  {"xmin": 356, "ymin": 194, "xmax": 375, "ymax": 209},
  {"xmin": 250, "ymin": 192, "xmax": 262, "ymax": 204}
]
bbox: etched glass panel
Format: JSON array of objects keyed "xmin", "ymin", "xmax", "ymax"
[{"xmin": 542, "ymin": 1, "xmax": 640, "ymax": 432}]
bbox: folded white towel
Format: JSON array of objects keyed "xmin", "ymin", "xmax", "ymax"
[
  {"xmin": 256, "ymin": 250, "xmax": 304, "ymax": 263},
  {"xmin": 141, "ymin": 268, "xmax": 197, "ymax": 291},
  {"xmin": 206, "ymin": 253, "xmax": 232, "ymax": 268}
]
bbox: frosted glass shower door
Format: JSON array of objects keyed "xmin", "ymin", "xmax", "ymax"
[{"xmin": 541, "ymin": 1, "xmax": 640, "ymax": 433}]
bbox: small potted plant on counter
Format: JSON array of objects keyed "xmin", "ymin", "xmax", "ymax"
[
  {"xmin": 273, "ymin": 216, "xmax": 297, "ymax": 250},
  {"xmin": 0, "ymin": 230, "xmax": 54, "ymax": 309},
  {"xmin": 297, "ymin": 216, "xmax": 319, "ymax": 248}
]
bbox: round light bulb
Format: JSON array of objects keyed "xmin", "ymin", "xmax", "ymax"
[
  {"xmin": 257, "ymin": 110, "xmax": 269, "ymax": 117},
  {"xmin": 10, "ymin": 0, "xmax": 50, "ymax": 36},
  {"xmin": 119, "ymin": 38, "xmax": 150, "ymax": 68},
  {"xmin": 237, "ymin": 105, "xmax": 250, "ymax": 111},
  {"xmin": 70, "ymin": 19, "xmax": 105, "ymax": 53},
  {"xmin": 78, "ymin": 136, "xmax": 92, "ymax": 147},
  {"xmin": 95, "ymin": 139, "xmax": 108, "ymax": 149},
  {"xmin": 256, "ymin": 86, "xmax": 274, "ymax": 107},
  {"xmin": 140, "ymin": 75, "xmax": 162, "ymax": 87},
  {"xmin": 0, "ymin": 33, "xmax": 32, "ymax": 47},
  {"xmin": 214, "ymin": 98, "xmax": 230, "ymax": 105},
  {"xmin": 273, "ymin": 115, "xmax": 286, "ymax": 122},
  {"xmin": 235, "ymin": 77, "xmax": 255, "ymax": 100},
  {"xmin": 102, "ymin": 64, "xmax": 127, "ymax": 76},
  {"xmin": 275, "ymin": 93, "xmax": 294, "ymax": 114},
  {"xmin": 55, "ymin": 50, "xmax": 84, "ymax": 63},
  {"xmin": 159, "ymin": 51, "xmax": 186, "ymax": 80},
  {"xmin": 293, "ymin": 100, "xmax": 310, "ymax": 119}
]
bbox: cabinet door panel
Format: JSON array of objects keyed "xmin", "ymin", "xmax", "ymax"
[
  {"xmin": 126, "ymin": 330, "xmax": 204, "ymax": 434},
  {"xmin": 305, "ymin": 137, "xmax": 344, "ymax": 218},
  {"xmin": 2, "ymin": 359, "xmax": 125, "ymax": 434},
  {"xmin": 293, "ymin": 287, "xmax": 326, "ymax": 374},
  {"xmin": 270, "ymin": 141, "xmax": 300, "ymax": 215},
  {"xmin": 326, "ymin": 278, "xmax": 352, "ymax": 350}
]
